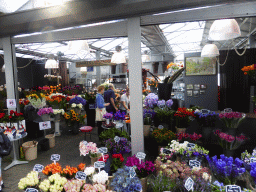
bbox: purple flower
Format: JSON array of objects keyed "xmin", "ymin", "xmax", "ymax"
[
  {"xmin": 69, "ymin": 96, "xmax": 86, "ymax": 105},
  {"xmin": 166, "ymin": 99, "xmax": 173, "ymax": 108}
]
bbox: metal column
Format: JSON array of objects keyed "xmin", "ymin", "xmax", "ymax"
[
  {"xmin": 2, "ymin": 37, "xmax": 20, "ymax": 113},
  {"xmin": 96, "ymin": 51, "xmax": 101, "ymax": 86},
  {"xmin": 128, "ymin": 17, "xmax": 144, "ymax": 155}
]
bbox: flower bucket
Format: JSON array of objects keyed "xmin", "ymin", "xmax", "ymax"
[
  {"xmin": 140, "ymin": 176, "xmax": 148, "ymax": 192},
  {"xmin": 176, "ymin": 127, "xmax": 186, "ymax": 134},
  {"xmin": 22, "ymin": 141, "xmax": 38, "ymax": 161},
  {"xmin": 40, "ymin": 114, "xmax": 50, "ymax": 121},
  {"xmin": 143, "ymin": 125, "xmax": 151, "ymax": 137},
  {"xmin": 45, "ymin": 134, "xmax": 55, "ymax": 148}
]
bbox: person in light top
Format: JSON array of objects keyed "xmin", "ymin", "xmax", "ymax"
[{"xmin": 119, "ymin": 88, "xmax": 130, "ymax": 115}]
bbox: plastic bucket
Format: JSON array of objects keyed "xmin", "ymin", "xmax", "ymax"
[
  {"xmin": 45, "ymin": 134, "xmax": 55, "ymax": 148},
  {"xmin": 22, "ymin": 141, "xmax": 38, "ymax": 161}
]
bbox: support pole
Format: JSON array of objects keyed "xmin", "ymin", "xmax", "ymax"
[
  {"xmin": 96, "ymin": 51, "xmax": 101, "ymax": 86},
  {"xmin": 2, "ymin": 37, "xmax": 20, "ymax": 113},
  {"xmin": 128, "ymin": 17, "xmax": 144, "ymax": 155}
]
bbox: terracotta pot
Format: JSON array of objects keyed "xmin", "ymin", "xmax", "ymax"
[
  {"xmin": 176, "ymin": 127, "xmax": 186, "ymax": 134},
  {"xmin": 140, "ymin": 176, "xmax": 148, "ymax": 192},
  {"xmin": 143, "ymin": 125, "xmax": 151, "ymax": 137}
]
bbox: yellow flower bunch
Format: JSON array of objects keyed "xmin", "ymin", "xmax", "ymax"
[{"xmin": 64, "ymin": 110, "xmax": 87, "ymax": 125}]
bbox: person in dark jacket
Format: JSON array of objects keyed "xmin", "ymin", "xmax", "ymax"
[{"xmin": 104, "ymin": 83, "xmax": 118, "ymax": 114}]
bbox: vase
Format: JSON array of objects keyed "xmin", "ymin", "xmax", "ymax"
[
  {"xmin": 140, "ymin": 177, "xmax": 148, "ymax": 192},
  {"xmin": 223, "ymin": 149, "xmax": 235, "ymax": 157},
  {"xmin": 143, "ymin": 125, "xmax": 151, "ymax": 137},
  {"xmin": 176, "ymin": 127, "xmax": 186, "ymax": 134}
]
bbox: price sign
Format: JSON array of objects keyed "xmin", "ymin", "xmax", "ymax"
[
  {"xmin": 98, "ymin": 147, "xmax": 108, "ymax": 154},
  {"xmin": 250, "ymin": 157, "xmax": 256, "ymax": 163},
  {"xmin": 225, "ymin": 185, "xmax": 241, "ymax": 192},
  {"xmin": 94, "ymin": 161, "xmax": 105, "ymax": 172},
  {"xmin": 136, "ymin": 152, "xmax": 146, "ymax": 163},
  {"xmin": 39, "ymin": 121, "xmax": 51, "ymax": 130},
  {"xmin": 89, "ymin": 104, "xmax": 96, "ymax": 109},
  {"xmin": 83, "ymin": 141, "xmax": 88, "ymax": 145},
  {"xmin": 189, "ymin": 160, "xmax": 201, "ymax": 168},
  {"xmin": 163, "ymin": 149, "xmax": 172, "ymax": 154},
  {"xmin": 7, "ymin": 99, "xmax": 16, "ymax": 108},
  {"xmin": 114, "ymin": 136, "xmax": 120, "ymax": 143},
  {"xmin": 187, "ymin": 143, "xmax": 195, "ymax": 148},
  {"xmin": 25, "ymin": 188, "xmax": 38, "ymax": 192},
  {"xmin": 51, "ymin": 154, "xmax": 60, "ymax": 164},
  {"xmin": 129, "ymin": 167, "xmax": 136, "ymax": 178},
  {"xmin": 33, "ymin": 164, "xmax": 44, "ymax": 172},
  {"xmin": 158, "ymin": 125, "xmax": 164, "ymax": 130},
  {"xmin": 224, "ymin": 108, "xmax": 232, "ymax": 113},
  {"xmin": 201, "ymin": 109, "xmax": 210, "ymax": 114},
  {"xmin": 184, "ymin": 177, "xmax": 194, "ymax": 191},
  {"xmin": 75, "ymin": 171, "xmax": 87, "ymax": 180}
]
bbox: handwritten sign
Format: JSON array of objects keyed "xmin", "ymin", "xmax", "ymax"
[
  {"xmin": 162, "ymin": 149, "xmax": 172, "ymax": 154},
  {"xmin": 129, "ymin": 167, "xmax": 136, "ymax": 178},
  {"xmin": 225, "ymin": 185, "xmax": 241, "ymax": 192},
  {"xmin": 201, "ymin": 109, "xmax": 210, "ymax": 114},
  {"xmin": 136, "ymin": 152, "xmax": 146, "ymax": 159},
  {"xmin": 94, "ymin": 161, "xmax": 105, "ymax": 172},
  {"xmin": 184, "ymin": 177, "xmax": 194, "ymax": 191},
  {"xmin": 114, "ymin": 136, "xmax": 120, "ymax": 143},
  {"xmin": 98, "ymin": 147, "xmax": 108, "ymax": 154},
  {"xmin": 39, "ymin": 121, "xmax": 51, "ymax": 130},
  {"xmin": 25, "ymin": 188, "xmax": 38, "ymax": 192},
  {"xmin": 250, "ymin": 158, "xmax": 256, "ymax": 163},
  {"xmin": 51, "ymin": 154, "xmax": 60, "ymax": 164},
  {"xmin": 33, "ymin": 164, "xmax": 44, "ymax": 172},
  {"xmin": 187, "ymin": 143, "xmax": 195, "ymax": 148},
  {"xmin": 75, "ymin": 171, "xmax": 87, "ymax": 180},
  {"xmin": 7, "ymin": 99, "xmax": 16, "ymax": 108},
  {"xmin": 189, "ymin": 160, "xmax": 201, "ymax": 168}
]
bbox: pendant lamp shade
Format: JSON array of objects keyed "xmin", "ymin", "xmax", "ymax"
[
  {"xmin": 111, "ymin": 51, "xmax": 126, "ymax": 64},
  {"xmin": 201, "ymin": 44, "xmax": 220, "ymax": 57},
  {"xmin": 68, "ymin": 40, "xmax": 90, "ymax": 53},
  {"xmin": 1, "ymin": 64, "xmax": 5, "ymax": 72},
  {"xmin": 45, "ymin": 59, "xmax": 59, "ymax": 69},
  {"xmin": 209, "ymin": 19, "xmax": 241, "ymax": 41}
]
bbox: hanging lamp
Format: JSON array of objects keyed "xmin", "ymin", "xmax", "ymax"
[
  {"xmin": 111, "ymin": 46, "xmax": 126, "ymax": 64},
  {"xmin": 201, "ymin": 44, "xmax": 220, "ymax": 57}
]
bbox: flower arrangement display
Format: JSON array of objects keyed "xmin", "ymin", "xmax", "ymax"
[
  {"xmin": 219, "ymin": 111, "xmax": 246, "ymax": 128},
  {"xmin": 92, "ymin": 170, "xmax": 109, "ymax": 185},
  {"xmin": 214, "ymin": 129, "xmax": 247, "ymax": 150},
  {"xmin": 206, "ymin": 154, "xmax": 246, "ymax": 185},
  {"xmin": 125, "ymin": 155, "xmax": 155, "ymax": 178},
  {"xmin": 37, "ymin": 107, "xmax": 54, "ymax": 116},
  {"xmin": 61, "ymin": 165, "xmax": 78, "ymax": 179},
  {"xmin": 105, "ymin": 137, "xmax": 131, "ymax": 154},
  {"xmin": 147, "ymin": 77, "xmax": 158, "ymax": 88},
  {"xmin": 42, "ymin": 163, "xmax": 62, "ymax": 176},
  {"xmin": 0, "ymin": 110, "xmax": 24, "ymax": 123},
  {"xmin": 194, "ymin": 110, "xmax": 219, "ymax": 127},
  {"xmin": 103, "ymin": 112, "xmax": 113, "ymax": 120},
  {"xmin": 39, "ymin": 173, "xmax": 67, "ymax": 192},
  {"xmin": 174, "ymin": 107, "xmax": 195, "ymax": 128},
  {"xmin": 69, "ymin": 96, "xmax": 86, "ymax": 106},
  {"xmin": 113, "ymin": 110, "xmax": 125, "ymax": 121},
  {"xmin": 241, "ymin": 64, "xmax": 256, "ymax": 76},
  {"xmin": 157, "ymin": 100, "xmax": 165, "ymax": 108},
  {"xmin": 154, "ymin": 106, "xmax": 175, "ymax": 125},
  {"xmin": 151, "ymin": 128, "xmax": 176, "ymax": 146},
  {"xmin": 71, "ymin": 103, "xmax": 83, "ymax": 109},
  {"xmin": 143, "ymin": 108, "xmax": 156, "ymax": 125},
  {"xmin": 64, "ymin": 109, "xmax": 87, "ymax": 125},
  {"xmin": 18, "ymin": 171, "xmax": 39, "ymax": 190},
  {"xmin": 111, "ymin": 153, "xmax": 124, "ymax": 173},
  {"xmin": 63, "ymin": 179, "xmax": 85, "ymax": 192},
  {"xmin": 46, "ymin": 93, "xmax": 66, "ymax": 109},
  {"xmin": 79, "ymin": 141, "xmax": 99, "ymax": 157},
  {"xmin": 110, "ymin": 166, "xmax": 142, "ymax": 192},
  {"xmin": 176, "ymin": 132, "xmax": 202, "ymax": 143},
  {"xmin": 144, "ymin": 93, "xmax": 158, "ymax": 108},
  {"xmin": 19, "ymin": 98, "xmax": 30, "ymax": 109},
  {"xmin": 80, "ymin": 183, "xmax": 106, "ymax": 192},
  {"xmin": 99, "ymin": 128, "xmax": 129, "ymax": 142},
  {"xmin": 241, "ymin": 149, "xmax": 256, "ymax": 170},
  {"xmin": 26, "ymin": 93, "xmax": 47, "ymax": 109}
]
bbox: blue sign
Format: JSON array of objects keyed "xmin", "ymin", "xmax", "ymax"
[
  {"xmin": 75, "ymin": 171, "xmax": 87, "ymax": 180},
  {"xmin": 184, "ymin": 177, "xmax": 194, "ymax": 191},
  {"xmin": 225, "ymin": 185, "xmax": 241, "ymax": 192},
  {"xmin": 187, "ymin": 143, "xmax": 195, "ymax": 148}
]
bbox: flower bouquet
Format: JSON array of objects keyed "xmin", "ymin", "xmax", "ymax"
[
  {"xmin": 206, "ymin": 154, "xmax": 246, "ymax": 185},
  {"xmin": 26, "ymin": 93, "xmax": 46, "ymax": 109},
  {"xmin": 46, "ymin": 93, "xmax": 66, "ymax": 109},
  {"xmin": 151, "ymin": 128, "xmax": 176, "ymax": 146},
  {"xmin": 39, "ymin": 173, "xmax": 67, "ymax": 192},
  {"xmin": 18, "ymin": 171, "xmax": 39, "ymax": 190},
  {"xmin": 63, "ymin": 179, "xmax": 85, "ymax": 192},
  {"xmin": 241, "ymin": 64, "xmax": 256, "ymax": 76},
  {"xmin": 214, "ymin": 129, "xmax": 247, "ymax": 150},
  {"xmin": 143, "ymin": 108, "xmax": 156, "ymax": 124},
  {"xmin": 79, "ymin": 141, "xmax": 99, "ymax": 157},
  {"xmin": 219, "ymin": 111, "xmax": 246, "ymax": 129},
  {"xmin": 92, "ymin": 170, "xmax": 109, "ymax": 185},
  {"xmin": 103, "ymin": 112, "xmax": 113, "ymax": 124},
  {"xmin": 110, "ymin": 166, "xmax": 142, "ymax": 192},
  {"xmin": 143, "ymin": 93, "xmax": 158, "ymax": 108},
  {"xmin": 69, "ymin": 96, "xmax": 86, "ymax": 105},
  {"xmin": 42, "ymin": 163, "xmax": 62, "ymax": 176},
  {"xmin": 174, "ymin": 107, "xmax": 195, "ymax": 129},
  {"xmin": 194, "ymin": 110, "xmax": 219, "ymax": 127},
  {"xmin": 37, "ymin": 107, "xmax": 53, "ymax": 116},
  {"xmin": 81, "ymin": 183, "xmax": 106, "ymax": 192},
  {"xmin": 77, "ymin": 163, "xmax": 86, "ymax": 171},
  {"xmin": 105, "ymin": 137, "xmax": 131, "ymax": 155},
  {"xmin": 61, "ymin": 165, "xmax": 78, "ymax": 179},
  {"xmin": 176, "ymin": 132, "xmax": 202, "ymax": 143},
  {"xmin": 147, "ymin": 77, "xmax": 158, "ymax": 88},
  {"xmin": 64, "ymin": 109, "xmax": 87, "ymax": 126},
  {"xmin": 111, "ymin": 153, "xmax": 124, "ymax": 173},
  {"xmin": 241, "ymin": 149, "xmax": 256, "ymax": 171}
]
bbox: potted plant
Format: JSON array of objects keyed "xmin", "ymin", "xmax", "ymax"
[
  {"xmin": 174, "ymin": 107, "xmax": 195, "ymax": 133},
  {"xmin": 143, "ymin": 93, "xmax": 158, "ymax": 108},
  {"xmin": 103, "ymin": 112, "xmax": 113, "ymax": 125},
  {"xmin": 79, "ymin": 141, "xmax": 100, "ymax": 165},
  {"xmin": 99, "ymin": 128, "xmax": 129, "ymax": 143},
  {"xmin": 110, "ymin": 153, "xmax": 124, "ymax": 174},
  {"xmin": 147, "ymin": 77, "xmax": 158, "ymax": 93},
  {"xmin": 154, "ymin": 105, "xmax": 175, "ymax": 130},
  {"xmin": 105, "ymin": 137, "xmax": 131, "ymax": 155},
  {"xmin": 151, "ymin": 128, "xmax": 176, "ymax": 150},
  {"xmin": 37, "ymin": 107, "xmax": 54, "ymax": 121}
]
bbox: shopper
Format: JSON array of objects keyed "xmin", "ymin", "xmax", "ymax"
[
  {"xmin": 119, "ymin": 88, "xmax": 130, "ymax": 114},
  {"xmin": 95, "ymin": 85, "xmax": 110, "ymax": 136},
  {"xmin": 104, "ymin": 83, "xmax": 118, "ymax": 114}
]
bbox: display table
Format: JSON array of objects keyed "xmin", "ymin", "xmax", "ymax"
[{"xmin": 4, "ymin": 133, "xmax": 28, "ymax": 171}]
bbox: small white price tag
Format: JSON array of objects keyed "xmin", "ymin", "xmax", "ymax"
[
  {"xmin": 200, "ymin": 109, "xmax": 210, "ymax": 114},
  {"xmin": 98, "ymin": 147, "xmax": 107, "ymax": 161},
  {"xmin": 158, "ymin": 125, "xmax": 164, "ymax": 129},
  {"xmin": 224, "ymin": 108, "xmax": 232, "ymax": 113},
  {"xmin": 25, "ymin": 188, "xmax": 38, "ymax": 192},
  {"xmin": 33, "ymin": 164, "xmax": 44, "ymax": 172},
  {"xmin": 129, "ymin": 167, "xmax": 136, "ymax": 178},
  {"xmin": 39, "ymin": 121, "xmax": 51, "ymax": 130},
  {"xmin": 225, "ymin": 185, "xmax": 241, "ymax": 192},
  {"xmin": 250, "ymin": 157, "xmax": 256, "ymax": 163},
  {"xmin": 75, "ymin": 171, "xmax": 87, "ymax": 180},
  {"xmin": 185, "ymin": 177, "xmax": 194, "ymax": 191},
  {"xmin": 7, "ymin": 99, "xmax": 16, "ymax": 108},
  {"xmin": 189, "ymin": 160, "xmax": 201, "ymax": 168},
  {"xmin": 94, "ymin": 161, "xmax": 105, "ymax": 172},
  {"xmin": 114, "ymin": 136, "xmax": 120, "ymax": 143},
  {"xmin": 51, "ymin": 154, "xmax": 60, "ymax": 164},
  {"xmin": 136, "ymin": 152, "xmax": 146, "ymax": 163}
]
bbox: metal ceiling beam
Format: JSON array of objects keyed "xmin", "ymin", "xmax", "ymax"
[
  {"xmin": 0, "ymin": 0, "xmax": 253, "ymax": 37},
  {"xmin": 141, "ymin": 1, "xmax": 256, "ymax": 26},
  {"xmin": 11, "ymin": 20, "xmax": 128, "ymax": 44}
]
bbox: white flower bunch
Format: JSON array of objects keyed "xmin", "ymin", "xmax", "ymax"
[
  {"xmin": 27, "ymin": 97, "xmax": 46, "ymax": 109},
  {"xmin": 48, "ymin": 173, "xmax": 67, "ymax": 192},
  {"xmin": 18, "ymin": 171, "xmax": 39, "ymax": 190},
  {"xmin": 53, "ymin": 109, "xmax": 65, "ymax": 115},
  {"xmin": 202, "ymin": 172, "xmax": 212, "ymax": 182},
  {"xmin": 63, "ymin": 179, "xmax": 85, "ymax": 192},
  {"xmin": 84, "ymin": 167, "xmax": 95, "ymax": 176},
  {"xmin": 92, "ymin": 170, "xmax": 108, "ymax": 185},
  {"xmin": 168, "ymin": 140, "xmax": 189, "ymax": 152},
  {"xmin": 71, "ymin": 103, "xmax": 83, "ymax": 109},
  {"xmin": 39, "ymin": 179, "xmax": 51, "ymax": 192}
]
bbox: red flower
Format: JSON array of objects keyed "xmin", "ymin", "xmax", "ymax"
[
  {"xmin": 9, "ymin": 116, "xmax": 12, "ymax": 119},
  {"xmin": 10, "ymin": 110, "xmax": 14, "ymax": 115}
]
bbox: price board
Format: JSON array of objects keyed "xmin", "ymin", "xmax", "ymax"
[
  {"xmin": 98, "ymin": 147, "xmax": 108, "ymax": 154},
  {"xmin": 250, "ymin": 157, "xmax": 256, "ymax": 163},
  {"xmin": 39, "ymin": 121, "xmax": 51, "ymax": 130},
  {"xmin": 33, "ymin": 164, "xmax": 44, "ymax": 172},
  {"xmin": 51, "ymin": 154, "xmax": 60, "ymax": 163},
  {"xmin": 187, "ymin": 143, "xmax": 195, "ymax": 148},
  {"xmin": 225, "ymin": 185, "xmax": 241, "ymax": 192},
  {"xmin": 114, "ymin": 136, "xmax": 120, "ymax": 143},
  {"xmin": 25, "ymin": 188, "xmax": 38, "ymax": 192},
  {"xmin": 129, "ymin": 167, "xmax": 136, "ymax": 178},
  {"xmin": 162, "ymin": 149, "xmax": 172, "ymax": 154}
]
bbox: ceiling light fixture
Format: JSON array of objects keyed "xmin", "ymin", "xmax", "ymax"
[
  {"xmin": 45, "ymin": 58, "xmax": 59, "ymax": 69},
  {"xmin": 201, "ymin": 44, "xmax": 220, "ymax": 57},
  {"xmin": 68, "ymin": 40, "xmax": 90, "ymax": 54},
  {"xmin": 111, "ymin": 46, "xmax": 126, "ymax": 64}
]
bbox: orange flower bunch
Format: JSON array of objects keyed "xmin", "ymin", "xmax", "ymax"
[
  {"xmin": 77, "ymin": 163, "xmax": 86, "ymax": 171},
  {"xmin": 61, "ymin": 165, "xmax": 78, "ymax": 179},
  {"xmin": 49, "ymin": 84, "xmax": 61, "ymax": 94},
  {"xmin": 241, "ymin": 64, "xmax": 256, "ymax": 76},
  {"xmin": 42, "ymin": 163, "xmax": 62, "ymax": 176},
  {"xmin": 147, "ymin": 77, "xmax": 158, "ymax": 88},
  {"xmin": 19, "ymin": 99, "xmax": 30, "ymax": 106}
]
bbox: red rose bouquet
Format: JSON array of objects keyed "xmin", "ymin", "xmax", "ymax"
[{"xmin": 174, "ymin": 108, "xmax": 195, "ymax": 128}]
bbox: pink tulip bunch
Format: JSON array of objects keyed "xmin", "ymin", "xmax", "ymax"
[{"xmin": 79, "ymin": 142, "xmax": 98, "ymax": 157}]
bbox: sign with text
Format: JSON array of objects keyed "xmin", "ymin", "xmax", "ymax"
[
  {"xmin": 162, "ymin": 149, "xmax": 172, "ymax": 155},
  {"xmin": 250, "ymin": 157, "xmax": 256, "ymax": 163},
  {"xmin": 76, "ymin": 59, "xmax": 115, "ymax": 67},
  {"xmin": 7, "ymin": 99, "xmax": 16, "ymax": 108},
  {"xmin": 114, "ymin": 136, "xmax": 120, "ymax": 143},
  {"xmin": 51, "ymin": 154, "xmax": 60, "ymax": 163},
  {"xmin": 201, "ymin": 109, "xmax": 210, "ymax": 114},
  {"xmin": 187, "ymin": 143, "xmax": 195, "ymax": 148},
  {"xmin": 136, "ymin": 152, "xmax": 146, "ymax": 163},
  {"xmin": 98, "ymin": 147, "xmax": 108, "ymax": 154},
  {"xmin": 94, "ymin": 161, "xmax": 105, "ymax": 171},
  {"xmin": 224, "ymin": 108, "xmax": 232, "ymax": 113},
  {"xmin": 33, "ymin": 164, "xmax": 44, "ymax": 172},
  {"xmin": 184, "ymin": 177, "xmax": 194, "ymax": 191},
  {"xmin": 158, "ymin": 125, "xmax": 164, "ymax": 130},
  {"xmin": 25, "ymin": 188, "xmax": 38, "ymax": 192},
  {"xmin": 129, "ymin": 167, "xmax": 136, "ymax": 178},
  {"xmin": 225, "ymin": 185, "xmax": 241, "ymax": 192},
  {"xmin": 189, "ymin": 160, "xmax": 201, "ymax": 168},
  {"xmin": 75, "ymin": 171, "xmax": 87, "ymax": 180},
  {"xmin": 39, "ymin": 121, "xmax": 51, "ymax": 130}
]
